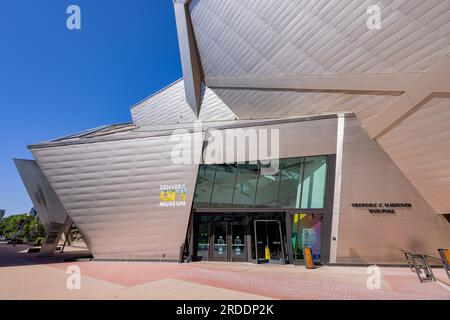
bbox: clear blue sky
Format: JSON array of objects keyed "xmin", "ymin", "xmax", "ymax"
[{"xmin": 0, "ymin": 0, "xmax": 182, "ymax": 216}]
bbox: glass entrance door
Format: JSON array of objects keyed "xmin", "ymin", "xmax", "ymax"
[
  {"xmin": 210, "ymin": 221, "xmax": 248, "ymax": 262},
  {"xmin": 196, "ymin": 223, "xmax": 210, "ymax": 261},
  {"xmin": 211, "ymin": 222, "xmax": 228, "ymax": 261},
  {"xmin": 254, "ymin": 220, "xmax": 285, "ymax": 264},
  {"xmin": 231, "ymin": 223, "xmax": 246, "ymax": 261}
]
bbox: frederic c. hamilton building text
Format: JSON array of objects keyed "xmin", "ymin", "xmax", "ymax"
[{"xmin": 351, "ymin": 203, "xmax": 413, "ymax": 214}]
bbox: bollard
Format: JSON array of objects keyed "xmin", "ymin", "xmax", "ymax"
[
  {"xmin": 304, "ymin": 247, "xmax": 315, "ymax": 269},
  {"xmin": 265, "ymin": 245, "xmax": 271, "ymax": 261}
]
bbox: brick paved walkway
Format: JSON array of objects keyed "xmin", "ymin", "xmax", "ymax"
[{"xmin": 1, "ymin": 243, "xmax": 449, "ymax": 300}]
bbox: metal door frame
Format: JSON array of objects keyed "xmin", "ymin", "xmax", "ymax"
[{"xmin": 254, "ymin": 220, "xmax": 285, "ymax": 264}]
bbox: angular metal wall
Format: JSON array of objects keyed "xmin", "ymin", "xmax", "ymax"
[
  {"xmin": 378, "ymin": 96, "xmax": 450, "ymax": 214},
  {"xmin": 181, "ymin": 0, "xmax": 450, "ymax": 217},
  {"xmin": 131, "ymin": 80, "xmax": 236, "ymax": 126},
  {"xmin": 31, "ymin": 132, "xmax": 204, "ymax": 260},
  {"xmin": 14, "ymin": 159, "xmax": 69, "ymax": 228},
  {"xmin": 338, "ymin": 118, "xmax": 450, "ymax": 263},
  {"xmin": 14, "ymin": 159, "xmax": 71, "ymax": 254}
]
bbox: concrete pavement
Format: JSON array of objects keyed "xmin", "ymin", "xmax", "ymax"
[{"xmin": 0, "ymin": 243, "xmax": 448, "ymax": 300}]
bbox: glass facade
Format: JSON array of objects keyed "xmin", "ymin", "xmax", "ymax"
[
  {"xmin": 210, "ymin": 164, "xmax": 237, "ymax": 208},
  {"xmin": 193, "ymin": 165, "xmax": 216, "ymax": 208},
  {"xmin": 196, "ymin": 223, "xmax": 209, "ymax": 260},
  {"xmin": 193, "ymin": 213, "xmax": 286, "ymax": 262},
  {"xmin": 301, "ymin": 157, "xmax": 327, "ymax": 209},
  {"xmin": 193, "ymin": 156, "xmax": 328, "ymax": 210},
  {"xmin": 278, "ymin": 158, "xmax": 304, "ymax": 208},
  {"xmin": 291, "ymin": 213, "xmax": 323, "ymax": 262},
  {"xmin": 255, "ymin": 160, "xmax": 281, "ymax": 208},
  {"xmin": 233, "ymin": 162, "xmax": 259, "ymax": 208}
]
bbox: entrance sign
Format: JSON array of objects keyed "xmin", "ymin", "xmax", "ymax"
[
  {"xmin": 351, "ymin": 203, "xmax": 412, "ymax": 214},
  {"xmin": 159, "ymin": 184, "xmax": 188, "ymax": 207}
]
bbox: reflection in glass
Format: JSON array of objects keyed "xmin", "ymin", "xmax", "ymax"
[
  {"xmin": 213, "ymin": 223, "xmax": 227, "ymax": 257},
  {"xmin": 193, "ymin": 156, "xmax": 328, "ymax": 210},
  {"xmin": 291, "ymin": 215, "xmax": 300, "ymax": 258},
  {"xmin": 193, "ymin": 165, "xmax": 216, "ymax": 208},
  {"xmin": 301, "ymin": 156, "xmax": 327, "ymax": 209},
  {"xmin": 292, "ymin": 214, "xmax": 322, "ymax": 262},
  {"xmin": 231, "ymin": 224, "xmax": 245, "ymax": 258},
  {"xmin": 278, "ymin": 158, "xmax": 304, "ymax": 208},
  {"xmin": 196, "ymin": 223, "xmax": 209, "ymax": 260},
  {"xmin": 255, "ymin": 221, "xmax": 283, "ymax": 263},
  {"xmin": 233, "ymin": 162, "xmax": 258, "ymax": 207},
  {"xmin": 210, "ymin": 164, "xmax": 237, "ymax": 208},
  {"xmin": 255, "ymin": 161, "xmax": 280, "ymax": 207}
]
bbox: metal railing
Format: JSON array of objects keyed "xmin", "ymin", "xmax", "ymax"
[
  {"xmin": 401, "ymin": 249, "xmax": 450, "ymax": 283},
  {"xmin": 401, "ymin": 249, "xmax": 435, "ymax": 282}
]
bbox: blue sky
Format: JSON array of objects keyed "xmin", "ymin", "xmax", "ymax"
[{"xmin": 0, "ymin": 0, "xmax": 182, "ymax": 215}]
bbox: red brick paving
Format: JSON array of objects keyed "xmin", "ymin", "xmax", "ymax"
[
  {"xmin": 47, "ymin": 261, "xmax": 450, "ymax": 300},
  {"xmin": 2, "ymin": 244, "xmax": 448, "ymax": 300}
]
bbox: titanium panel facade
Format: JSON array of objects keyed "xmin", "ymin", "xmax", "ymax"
[
  {"xmin": 337, "ymin": 118, "xmax": 450, "ymax": 263},
  {"xmin": 208, "ymin": 88, "xmax": 398, "ymax": 126},
  {"xmin": 31, "ymin": 132, "xmax": 204, "ymax": 260},
  {"xmin": 14, "ymin": 159, "xmax": 71, "ymax": 254},
  {"xmin": 184, "ymin": 0, "xmax": 450, "ymax": 217},
  {"xmin": 14, "ymin": 159, "xmax": 69, "ymax": 228},
  {"xmin": 378, "ymin": 96, "xmax": 450, "ymax": 214},
  {"xmin": 174, "ymin": 0, "xmax": 203, "ymax": 116},
  {"xmin": 189, "ymin": 0, "xmax": 449, "ymax": 78},
  {"xmin": 202, "ymin": 117, "xmax": 338, "ymax": 164},
  {"xmin": 131, "ymin": 80, "xmax": 236, "ymax": 126}
]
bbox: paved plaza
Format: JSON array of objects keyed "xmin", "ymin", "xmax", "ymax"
[{"xmin": 0, "ymin": 243, "xmax": 448, "ymax": 300}]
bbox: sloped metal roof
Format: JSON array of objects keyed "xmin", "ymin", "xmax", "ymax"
[{"xmin": 189, "ymin": 0, "xmax": 449, "ymax": 78}]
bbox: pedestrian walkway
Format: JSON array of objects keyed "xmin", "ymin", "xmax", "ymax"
[{"xmin": 0, "ymin": 243, "xmax": 448, "ymax": 300}]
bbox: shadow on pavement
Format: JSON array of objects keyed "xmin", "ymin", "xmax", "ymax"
[{"xmin": 0, "ymin": 243, "xmax": 92, "ymax": 268}]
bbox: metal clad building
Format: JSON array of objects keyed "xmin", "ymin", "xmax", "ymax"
[{"xmin": 18, "ymin": 0, "xmax": 450, "ymax": 265}]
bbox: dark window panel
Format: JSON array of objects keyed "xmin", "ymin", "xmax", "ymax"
[
  {"xmin": 254, "ymin": 160, "xmax": 281, "ymax": 208},
  {"xmin": 210, "ymin": 163, "xmax": 238, "ymax": 208},
  {"xmin": 193, "ymin": 164, "xmax": 216, "ymax": 208},
  {"xmin": 232, "ymin": 162, "xmax": 259, "ymax": 208},
  {"xmin": 278, "ymin": 157, "xmax": 304, "ymax": 209},
  {"xmin": 301, "ymin": 156, "xmax": 327, "ymax": 209}
]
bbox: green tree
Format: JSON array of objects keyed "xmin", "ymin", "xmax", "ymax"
[{"xmin": 0, "ymin": 214, "xmax": 45, "ymax": 242}]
